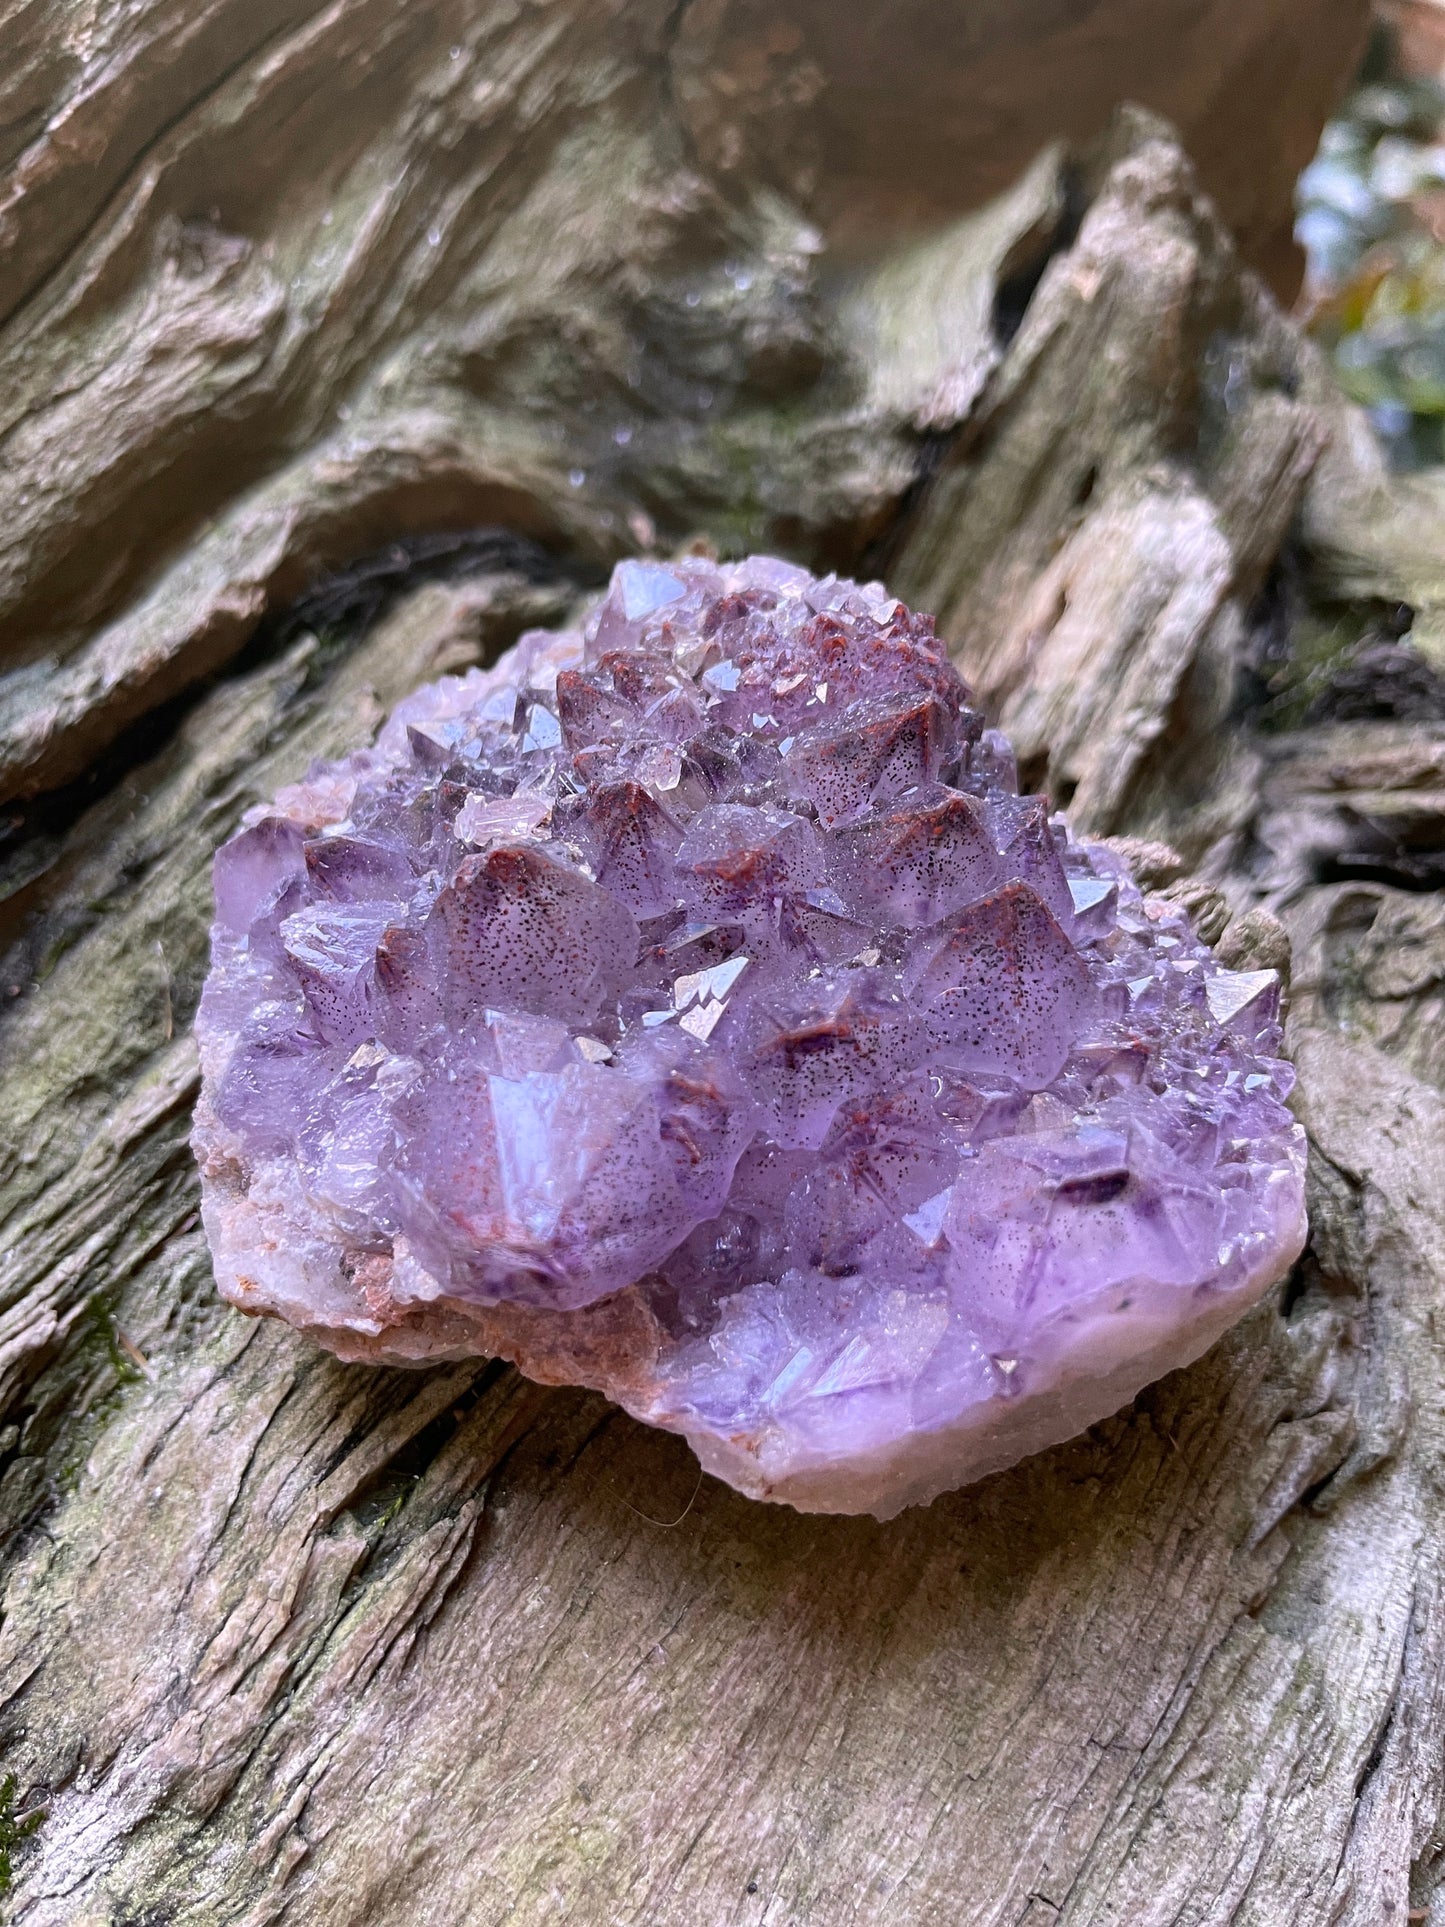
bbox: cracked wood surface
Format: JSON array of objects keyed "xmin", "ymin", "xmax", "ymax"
[{"xmin": 2, "ymin": 4, "xmax": 1444, "ymax": 1921}]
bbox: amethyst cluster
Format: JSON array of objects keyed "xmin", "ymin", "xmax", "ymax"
[{"xmin": 193, "ymin": 555, "xmax": 1306, "ymax": 1516}]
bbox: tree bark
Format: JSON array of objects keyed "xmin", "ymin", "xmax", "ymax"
[{"xmin": 11, "ymin": 5, "xmax": 1445, "ymax": 1925}]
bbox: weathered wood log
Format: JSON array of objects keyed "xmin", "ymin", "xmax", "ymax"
[
  {"xmin": 9, "ymin": 3, "xmax": 1445, "ymax": 1922},
  {"xmin": 0, "ymin": 0, "xmax": 1368, "ymax": 806}
]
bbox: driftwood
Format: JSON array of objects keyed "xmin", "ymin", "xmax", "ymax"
[{"xmin": 7, "ymin": 2, "xmax": 1445, "ymax": 1921}]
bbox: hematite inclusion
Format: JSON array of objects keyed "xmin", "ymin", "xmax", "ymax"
[{"xmin": 193, "ymin": 555, "xmax": 1306, "ymax": 1516}]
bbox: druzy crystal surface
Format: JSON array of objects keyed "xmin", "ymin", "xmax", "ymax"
[{"xmin": 193, "ymin": 555, "xmax": 1307, "ymax": 1516}]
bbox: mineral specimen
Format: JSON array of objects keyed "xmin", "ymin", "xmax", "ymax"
[{"xmin": 193, "ymin": 555, "xmax": 1307, "ymax": 1517}]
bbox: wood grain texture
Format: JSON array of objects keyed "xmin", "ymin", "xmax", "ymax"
[
  {"xmin": 4, "ymin": 6, "xmax": 1443, "ymax": 1920},
  {"xmin": 0, "ymin": 0, "xmax": 1367, "ymax": 801}
]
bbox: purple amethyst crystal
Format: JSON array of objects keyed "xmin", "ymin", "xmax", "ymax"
[{"xmin": 193, "ymin": 555, "xmax": 1306, "ymax": 1516}]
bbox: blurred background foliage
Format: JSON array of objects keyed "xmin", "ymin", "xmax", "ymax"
[
  {"xmin": 1300, "ymin": 0, "xmax": 1445, "ymax": 465},
  {"xmin": 1247, "ymin": 0, "xmax": 1445, "ymax": 738}
]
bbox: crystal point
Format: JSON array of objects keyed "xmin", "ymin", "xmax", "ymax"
[{"xmin": 194, "ymin": 555, "xmax": 1307, "ymax": 1517}]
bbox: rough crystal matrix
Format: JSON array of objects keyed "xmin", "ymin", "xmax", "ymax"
[{"xmin": 193, "ymin": 555, "xmax": 1307, "ymax": 1516}]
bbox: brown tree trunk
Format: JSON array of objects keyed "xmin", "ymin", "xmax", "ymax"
[{"xmin": 12, "ymin": 6, "xmax": 1445, "ymax": 1925}]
